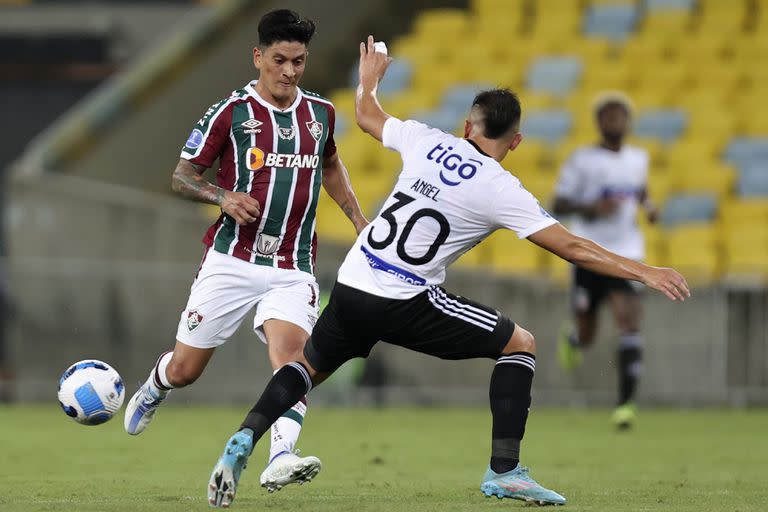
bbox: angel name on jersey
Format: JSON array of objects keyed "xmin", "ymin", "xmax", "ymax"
[{"xmin": 246, "ymin": 147, "xmax": 320, "ymax": 171}]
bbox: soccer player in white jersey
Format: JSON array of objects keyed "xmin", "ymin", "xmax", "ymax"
[
  {"xmin": 123, "ymin": 9, "xmax": 368, "ymax": 495},
  {"xmin": 205, "ymin": 37, "xmax": 690, "ymax": 508},
  {"xmin": 553, "ymin": 92, "xmax": 658, "ymax": 429}
]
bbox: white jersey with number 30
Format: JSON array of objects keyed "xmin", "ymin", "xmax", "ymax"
[{"xmin": 336, "ymin": 118, "xmax": 558, "ymax": 299}]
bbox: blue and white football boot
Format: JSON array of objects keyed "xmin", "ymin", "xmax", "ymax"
[
  {"xmin": 123, "ymin": 379, "xmax": 169, "ymax": 435},
  {"xmin": 480, "ymin": 465, "xmax": 566, "ymax": 506},
  {"xmin": 208, "ymin": 430, "xmax": 254, "ymax": 508}
]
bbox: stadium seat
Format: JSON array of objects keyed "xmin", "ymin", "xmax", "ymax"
[
  {"xmin": 718, "ymin": 198, "xmax": 768, "ymax": 226},
  {"xmin": 661, "ymin": 194, "xmax": 718, "ymax": 226},
  {"xmin": 487, "ymin": 231, "xmax": 543, "ymax": 276},
  {"xmin": 525, "ymin": 56, "xmax": 583, "ymax": 97},
  {"xmin": 376, "ymin": 58, "xmax": 413, "ymax": 96},
  {"xmin": 663, "ymin": 223, "xmax": 721, "ymax": 285},
  {"xmin": 737, "ymin": 164, "xmax": 768, "ymax": 197},
  {"xmin": 666, "ymin": 164, "xmax": 736, "ymax": 198},
  {"xmin": 410, "ymin": 109, "xmax": 461, "ymax": 133},
  {"xmin": 724, "ymin": 137, "xmax": 768, "ymax": 170},
  {"xmin": 633, "ymin": 109, "xmax": 688, "ymax": 143},
  {"xmin": 582, "ymin": 3, "xmax": 639, "ymax": 41},
  {"xmin": 521, "ymin": 109, "xmax": 573, "ymax": 144},
  {"xmin": 644, "ymin": 0, "xmax": 696, "ymax": 11},
  {"xmin": 722, "ymin": 230, "xmax": 768, "ymax": 284}
]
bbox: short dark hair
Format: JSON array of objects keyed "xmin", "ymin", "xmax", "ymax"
[
  {"xmin": 471, "ymin": 88, "xmax": 522, "ymax": 139},
  {"xmin": 258, "ymin": 9, "xmax": 316, "ymax": 48}
]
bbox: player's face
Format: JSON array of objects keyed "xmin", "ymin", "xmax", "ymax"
[
  {"xmin": 597, "ymin": 104, "xmax": 630, "ymax": 140},
  {"xmin": 253, "ymin": 41, "xmax": 308, "ymax": 103}
]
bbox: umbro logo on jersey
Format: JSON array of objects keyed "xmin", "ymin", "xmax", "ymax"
[
  {"xmin": 246, "ymin": 146, "xmax": 320, "ymax": 171},
  {"xmin": 241, "ymin": 118, "xmax": 263, "ymax": 134},
  {"xmin": 278, "ymin": 126, "xmax": 295, "ymax": 140},
  {"xmin": 306, "ymin": 121, "xmax": 324, "ymax": 142}
]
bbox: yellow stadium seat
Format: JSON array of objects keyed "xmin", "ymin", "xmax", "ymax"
[
  {"xmin": 315, "ymin": 193, "xmax": 358, "ymax": 244},
  {"xmin": 663, "ymin": 224, "xmax": 721, "ymax": 286},
  {"xmin": 487, "ymin": 231, "xmax": 545, "ymax": 276},
  {"xmin": 543, "ymin": 250, "xmax": 571, "ymax": 287},
  {"xmin": 718, "ymin": 199, "xmax": 768, "ymax": 226},
  {"xmin": 454, "ymin": 238, "xmax": 491, "ymax": 269},
  {"xmin": 647, "ymin": 172, "xmax": 671, "ymax": 207},
  {"xmin": 640, "ymin": 12, "xmax": 695, "ymax": 38},
  {"xmin": 471, "ymin": 0, "xmax": 526, "ymax": 19},
  {"xmin": 518, "ymin": 173, "xmax": 557, "ymax": 205},
  {"xmin": 722, "ymin": 231, "xmax": 768, "ymax": 284},
  {"xmin": 641, "ymin": 223, "xmax": 665, "ymax": 266},
  {"xmin": 503, "ymin": 139, "xmax": 550, "ymax": 173},
  {"xmin": 667, "ymin": 164, "xmax": 736, "ymax": 199},
  {"xmin": 414, "ymin": 9, "xmax": 470, "ymax": 37}
]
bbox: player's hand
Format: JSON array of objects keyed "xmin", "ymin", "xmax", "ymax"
[
  {"xmin": 645, "ymin": 205, "xmax": 660, "ymax": 224},
  {"xmin": 586, "ymin": 198, "xmax": 620, "ymax": 220},
  {"xmin": 641, "ymin": 266, "xmax": 690, "ymax": 301},
  {"xmin": 221, "ymin": 191, "xmax": 261, "ymax": 225},
  {"xmin": 358, "ymin": 35, "xmax": 392, "ymax": 91}
]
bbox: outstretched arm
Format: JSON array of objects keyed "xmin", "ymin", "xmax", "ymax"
[
  {"xmin": 528, "ymin": 223, "xmax": 690, "ymax": 301},
  {"xmin": 355, "ymin": 35, "xmax": 392, "ymax": 141},
  {"xmin": 322, "ymin": 152, "xmax": 369, "ymax": 234},
  {"xmin": 171, "ymin": 158, "xmax": 261, "ymax": 226}
]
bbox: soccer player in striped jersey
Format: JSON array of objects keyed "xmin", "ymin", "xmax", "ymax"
[
  {"xmin": 123, "ymin": 9, "xmax": 368, "ymax": 495},
  {"xmin": 205, "ymin": 37, "xmax": 690, "ymax": 508}
]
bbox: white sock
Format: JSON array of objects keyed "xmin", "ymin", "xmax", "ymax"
[
  {"xmin": 148, "ymin": 351, "xmax": 173, "ymax": 396},
  {"xmin": 269, "ymin": 396, "xmax": 307, "ymax": 462}
]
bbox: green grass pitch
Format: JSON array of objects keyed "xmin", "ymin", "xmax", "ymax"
[{"xmin": 1, "ymin": 405, "xmax": 766, "ymax": 511}]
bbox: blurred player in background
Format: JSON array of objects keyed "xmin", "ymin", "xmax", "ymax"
[
  {"xmin": 123, "ymin": 9, "xmax": 367, "ymax": 492},
  {"xmin": 205, "ymin": 37, "xmax": 689, "ymax": 508},
  {"xmin": 553, "ymin": 92, "xmax": 658, "ymax": 430}
]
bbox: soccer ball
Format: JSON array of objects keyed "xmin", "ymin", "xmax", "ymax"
[{"xmin": 57, "ymin": 359, "xmax": 125, "ymax": 425}]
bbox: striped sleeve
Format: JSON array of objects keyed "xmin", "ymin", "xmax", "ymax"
[{"xmin": 180, "ymin": 98, "xmax": 234, "ymax": 168}]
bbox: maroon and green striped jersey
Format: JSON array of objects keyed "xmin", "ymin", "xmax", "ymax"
[{"xmin": 180, "ymin": 81, "xmax": 337, "ymax": 274}]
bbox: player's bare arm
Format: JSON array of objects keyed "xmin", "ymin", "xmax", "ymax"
[
  {"xmin": 322, "ymin": 152, "xmax": 369, "ymax": 234},
  {"xmin": 355, "ymin": 35, "xmax": 392, "ymax": 141},
  {"xmin": 552, "ymin": 196, "xmax": 619, "ymax": 221},
  {"xmin": 528, "ymin": 223, "xmax": 690, "ymax": 301},
  {"xmin": 171, "ymin": 158, "xmax": 261, "ymax": 226}
]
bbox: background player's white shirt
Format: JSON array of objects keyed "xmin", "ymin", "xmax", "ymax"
[
  {"xmin": 555, "ymin": 145, "xmax": 649, "ymax": 261},
  {"xmin": 337, "ymin": 118, "xmax": 558, "ymax": 299}
]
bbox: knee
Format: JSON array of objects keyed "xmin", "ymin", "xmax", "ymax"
[
  {"xmin": 165, "ymin": 359, "xmax": 202, "ymax": 388},
  {"xmin": 501, "ymin": 327, "xmax": 536, "ymax": 356}
]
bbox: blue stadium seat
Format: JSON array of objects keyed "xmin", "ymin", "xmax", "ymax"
[
  {"xmin": 347, "ymin": 58, "xmax": 413, "ymax": 96},
  {"xmin": 410, "ymin": 109, "xmax": 460, "ymax": 132},
  {"xmin": 724, "ymin": 137, "xmax": 768, "ymax": 170},
  {"xmin": 644, "ymin": 0, "xmax": 695, "ymax": 11},
  {"xmin": 441, "ymin": 83, "xmax": 493, "ymax": 111},
  {"xmin": 634, "ymin": 109, "xmax": 687, "ymax": 143},
  {"xmin": 526, "ymin": 56, "xmax": 583, "ymax": 97},
  {"xmin": 521, "ymin": 109, "xmax": 572, "ymax": 144},
  {"xmin": 737, "ymin": 165, "xmax": 768, "ymax": 197},
  {"xmin": 583, "ymin": 4, "xmax": 638, "ymax": 41},
  {"xmin": 661, "ymin": 194, "xmax": 718, "ymax": 226}
]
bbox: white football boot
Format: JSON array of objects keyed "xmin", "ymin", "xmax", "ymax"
[
  {"xmin": 259, "ymin": 450, "xmax": 322, "ymax": 493},
  {"xmin": 123, "ymin": 380, "xmax": 168, "ymax": 435}
]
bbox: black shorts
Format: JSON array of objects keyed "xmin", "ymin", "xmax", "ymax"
[
  {"xmin": 572, "ymin": 266, "xmax": 638, "ymax": 315},
  {"xmin": 304, "ymin": 282, "xmax": 516, "ymax": 373}
]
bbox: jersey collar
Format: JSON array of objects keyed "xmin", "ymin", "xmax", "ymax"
[
  {"xmin": 245, "ymin": 80, "xmax": 304, "ymax": 112},
  {"xmin": 464, "ymin": 138, "xmax": 492, "ymax": 159}
]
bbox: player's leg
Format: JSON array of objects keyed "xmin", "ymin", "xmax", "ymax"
[
  {"xmin": 124, "ymin": 341, "xmax": 214, "ymax": 435},
  {"xmin": 259, "ymin": 319, "xmax": 320, "ymax": 492},
  {"xmin": 391, "ymin": 287, "xmax": 565, "ymax": 505},
  {"xmin": 208, "ymin": 282, "xmax": 378, "ymax": 507},
  {"xmin": 608, "ymin": 286, "xmax": 643, "ymax": 429},
  {"xmin": 124, "ymin": 249, "xmax": 261, "ymax": 435},
  {"xmin": 559, "ymin": 267, "xmax": 602, "ymax": 370}
]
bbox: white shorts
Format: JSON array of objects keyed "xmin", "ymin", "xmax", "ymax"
[{"xmin": 176, "ymin": 248, "xmax": 320, "ymax": 349}]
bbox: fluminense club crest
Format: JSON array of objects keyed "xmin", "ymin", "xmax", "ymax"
[
  {"xmin": 306, "ymin": 121, "xmax": 323, "ymax": 142},
  {"xmin": 187, "ymin": 310, "xmax": 203, "ymax": 331}
]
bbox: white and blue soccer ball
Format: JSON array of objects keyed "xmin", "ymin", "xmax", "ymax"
[{"xmin": 57, "ymin": 359, "xmax": 125, "ymax": 425}]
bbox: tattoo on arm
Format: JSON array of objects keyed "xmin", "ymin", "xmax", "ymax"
[
  {"xmin": 171, "ymin": 160, "xmax": 225, "ymax": 205},
  {"xmin": 342, "ymin": 204, "xmax": 354, "ymax": 221}
]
